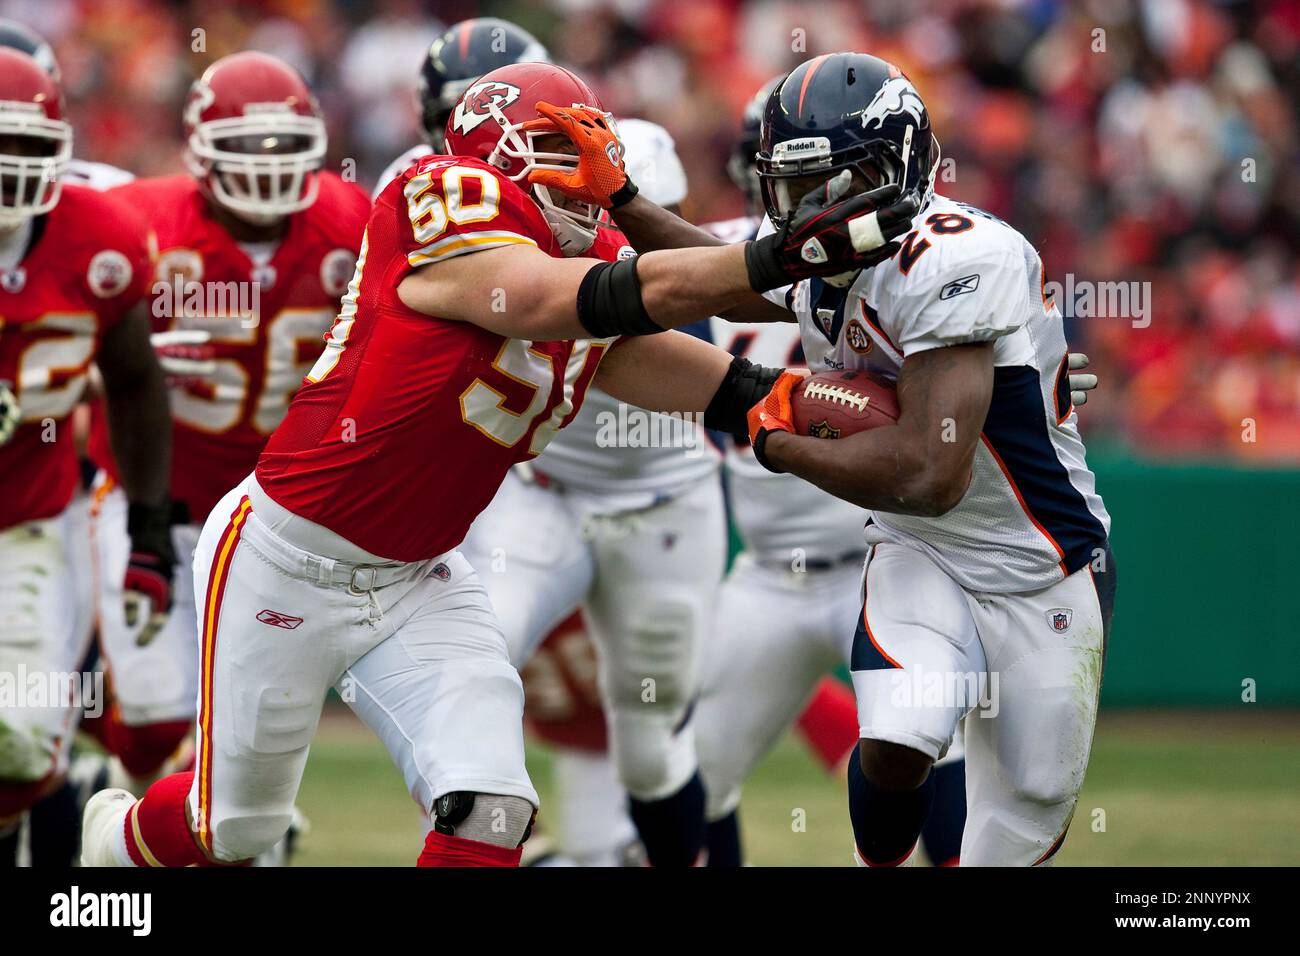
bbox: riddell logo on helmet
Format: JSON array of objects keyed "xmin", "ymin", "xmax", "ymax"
[{"xmin": 451, "ymin": 80, "xmax": 522, "ymax": 135}]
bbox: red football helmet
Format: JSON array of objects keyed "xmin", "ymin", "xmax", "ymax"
[
  {"xmin": 444, "ymin": 62, "xmax": 613, "ymax": 254},
  {"xmin": 0, "ymin": 48, "xmax": 71, "ymax": 227},
  {"xmin": 183, "ymin": 51, "xmax": 326, "ymax": 225}
]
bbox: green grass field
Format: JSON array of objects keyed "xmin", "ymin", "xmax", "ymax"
[{"xmin": 292, "ymin": 708, "xmax": 1300, "ymax": 866}]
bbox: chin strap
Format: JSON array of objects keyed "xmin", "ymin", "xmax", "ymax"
[{"xmin": 543, "ymin": 206, "xmax": 598, "ymax": 257}]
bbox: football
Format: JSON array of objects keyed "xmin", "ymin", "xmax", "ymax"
[{"xmin": 790, "ymin": 369, "xmax": 899, "ymax": 439}]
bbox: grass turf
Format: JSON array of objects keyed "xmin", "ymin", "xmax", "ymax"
[{"xmin": 290, "ymin": 708, "xmax": 1299, "ymax": 866}]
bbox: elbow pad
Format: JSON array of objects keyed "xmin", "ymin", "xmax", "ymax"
[
  {"xmin": 704, "ymin": 356, "xmax": 784, "ymax": 436},
  {"xmin": 576, "ymin": 258, "xmax": 665, "ymax": 338}
]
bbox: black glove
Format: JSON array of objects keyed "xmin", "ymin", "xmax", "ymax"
[
  {"xmin": 124, "ymin": 499, "xmax": 177, "ymax": 647},
  {"xmin": 745, "ymin": 172, "xmax": 918, "ymax": 292}
]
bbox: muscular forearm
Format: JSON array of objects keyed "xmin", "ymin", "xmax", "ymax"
[
  {"xmin": 763, "ymin": 426, "xmax": 971, "ymax": 517},
  {"xmin": 613, "ymin": 196, "xmax": 790, "ymax": 324},
  {"xmin": 637, "ymin": 243, "xmax": 759, "ymax": 329},
  {"xmin": 610, "ymin": 195, "xmax": 726, "ymax": 253},
  {"xmin": 105, "ymin": 366, "xmax": 171, "ymax": 507}
]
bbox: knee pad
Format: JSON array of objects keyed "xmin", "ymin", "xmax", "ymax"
[
  {"xmin": 433, "ymin": 792, "xmax": 535, "ymax": 850},
  {"xmin": 601, "ymin": 600, "xmax": 700, "ymax": 714},
  {"xmin": 209, "ymin": 810, "xmax": 294, "ymax": 863},
  {"xmin": 608, "ymin": 709, "xmax": 697, "ymax": 801}
]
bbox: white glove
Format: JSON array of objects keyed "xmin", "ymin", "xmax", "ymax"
[
  {"xmin": 151, "ymin": 329, "xmax": 216, "ymax": 382},
  {"xmin": 0, "ymin": 379, "xmax": 18, "ymax": 447},
  {"xmin": 1068, "ymin": 352, "xmax": 1098, "ymax": 406}
]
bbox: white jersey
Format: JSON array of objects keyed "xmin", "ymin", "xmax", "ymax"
[
  {"xmin": 781, "ymin": 193, "xmax": 1110, "ymax": 592},
  {"xmin": 65, "ymin": 159, "xmax": 134, "ymax": 191},
  {"xmin": 375, "ymin": 144, "xmax": 432, "ymax": 199},
  {"xmin": 703, "ymin": 214, "xmax": 761, "ymax": 245},
  {"xmin": 533, "ymin": 386, "xmax": 720, "ymax": 511},
  {"xmin": 708, "ymin": 316, "xmax": 867, "ymax": 562}
]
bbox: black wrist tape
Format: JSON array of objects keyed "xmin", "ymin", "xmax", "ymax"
[
  {"xmin": 744, "ymin": 236, "xmax": 788, "ymax": 293},
  {"xmin": 608, "ymin": 178, "xmax": 639, "ymax": 209},
  {"xmin": 703, "ymin": 356, "xmax": 784, "ymax": 436},
  {"xmin": 576, "ymin": 258, "xmax": 665, "ymax": 338}
]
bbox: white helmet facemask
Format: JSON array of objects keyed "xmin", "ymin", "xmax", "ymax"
[
  {"xmin": 186, "ymin": 111, "xmax": 326, "ymax": 225},
  {"xmin": 0, "ymin": 103, "xmax": 71, "ymax": 228},
  {"xmin": 483, "ymin": 100, "xmax": 609, "ymax": 257}
]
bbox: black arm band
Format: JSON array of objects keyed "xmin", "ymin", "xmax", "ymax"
[
  {"xmin": 703, "ymin": 356, "xmax": 784, "ymax": 436},
  {"xmin": 576, "ymin": 258, "xmax": 665, "ymax": 338}
]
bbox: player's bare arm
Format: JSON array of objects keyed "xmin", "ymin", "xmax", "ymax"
[
  {"xmin": 97, "ymin": 305, "xmax": 172, "ymax": 508},
  {"xmin": 758, "ymin": 343, "xmax": 993, "ymax": 516},
  {"xmin": 591, "ymin": 329, "xmax": 735, "ymax": 415},
  {"xmin": 588, "ymin": 193, "xmax": 792, "ymax": 324},
  {"xmin": 525, "ymin": 104, "xmax": 918, "ymax": 325},
  {"xmin": 397, "ymin": 240, "xmax": 759, "ymax": 341}
]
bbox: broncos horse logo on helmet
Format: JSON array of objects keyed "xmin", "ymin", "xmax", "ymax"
[
  {"xmin": 757, "ymin": 53, "xmax": 939, "ymax": 225},
  {"xmin": 862, "ymin": 75, "xmax": 926, "ymax": 132}
]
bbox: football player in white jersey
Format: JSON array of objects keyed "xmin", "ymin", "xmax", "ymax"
[
  {"xmin": 741, "ymin": 54, "xmax": 1114, "ymax": 866},
  {"xmin": 548, "ymin": 54, "xmax": 1114, "ymax": 867}
]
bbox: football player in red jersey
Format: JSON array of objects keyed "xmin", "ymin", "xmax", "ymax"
[
  {"xmin": 0, "ymin": 49, "xmax": 172, "ymax": 837},
  {"xmin": 84, "ymin": 51, "xmax": 370, "ymax": 796},
  {"xmin": 81, "ymin": 61, "xmax": 908, "ymax": 868}
]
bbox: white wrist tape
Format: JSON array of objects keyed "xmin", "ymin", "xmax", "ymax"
[{"xmin": 848, "ymin": 210, "xmax": 887, "ymax": 252}]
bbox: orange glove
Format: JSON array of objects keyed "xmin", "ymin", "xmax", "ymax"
[
  {"xmin": 747, "ymin": 371, "xmax": 803, "ymax": 472},
  {"xmin": 525, "ymin": 102, "xmax": 636, "ymax": 209}
]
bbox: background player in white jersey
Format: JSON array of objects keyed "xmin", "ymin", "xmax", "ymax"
[
  {"xmin": 740, "ymin": 54, "xmax": 1115, "ymax": 866},
  {"xmin": 460, "ymin": 115, "xmax": 728, "ymax": 867}
]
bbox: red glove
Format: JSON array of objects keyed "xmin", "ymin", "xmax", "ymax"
[
  {"xmin": 525, "ymin": 102, "xmax": 637, "ymax": 209},
  {"xmin": 747, "ymin": 371, "xmax": 803, "ymax": 473}
]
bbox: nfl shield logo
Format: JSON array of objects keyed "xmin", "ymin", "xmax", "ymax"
[{"xmin": 1047, "ymin": 608, "xmax": 1073, "ymax": 632}]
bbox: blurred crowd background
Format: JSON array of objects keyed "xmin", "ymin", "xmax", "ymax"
[{"xmin": 4, "ymin": 0, "xmax": 1297, "ymax": 460}]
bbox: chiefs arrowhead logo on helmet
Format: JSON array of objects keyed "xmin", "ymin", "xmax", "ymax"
[{"xmin": 450, "ymin": 80, "xmax": 522, "ymax": 135}]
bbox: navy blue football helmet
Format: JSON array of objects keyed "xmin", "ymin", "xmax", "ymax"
[
  {"xmin": 727, "ymin": 74, "xmax": 785, "ymax": 210},
  {"xmin": 0, "ymin": 19, "xmax": 59, "ymax": 81},
  {"xmin": 757, "ymin": 53, "xmax": 938, "ymax": 225},
  {"xmin": 417, "ymin": 18, "xmax": 549, "ymax": 149}
]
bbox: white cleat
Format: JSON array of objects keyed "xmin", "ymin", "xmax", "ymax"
[{"xmin": 80, "ymin": 788, "xmax": 135, "ymax": 867}]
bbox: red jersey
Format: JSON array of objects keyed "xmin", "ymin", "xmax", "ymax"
[
  {"xmin": 0, "ymin": 185, "xmax": 151, "ymax": 531},
  {"xmin": 89, "ymin": 172, "xmax": 370, "ymax": 523},
  {"xmin": 256, "ymin": 156, "xmax": 616, "ymax": 562}
]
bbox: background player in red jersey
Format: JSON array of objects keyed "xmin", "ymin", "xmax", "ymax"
[
  {"xmin": 85, "ymin": 51, "xmax": 370, "ymax": 796},
  {"xmin": 80, "ymin": 60, "xmax": 906, "ymax": 868},
  {"xmin": 0, "ymin": 48, "xmax": 172, "ymax": 840}
]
